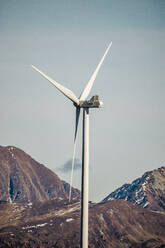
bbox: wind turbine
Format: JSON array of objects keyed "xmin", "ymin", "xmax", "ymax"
[{"xmin": 31, "ymin": 42, "xmax": 112, "ymax": 248}]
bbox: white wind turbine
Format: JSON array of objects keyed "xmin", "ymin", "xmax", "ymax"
[{"xmin": 32, "ymin": 42, "xmax": 112, "ymax": 248}]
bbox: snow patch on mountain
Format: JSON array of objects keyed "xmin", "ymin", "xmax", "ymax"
[{"xmin": 22, "ymin": 222, "xmax": 48, "ymax": 230}]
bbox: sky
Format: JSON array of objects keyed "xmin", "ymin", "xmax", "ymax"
[{"xmin": 0, "ymin": 0, "xmax": 165, "ymax": 202}]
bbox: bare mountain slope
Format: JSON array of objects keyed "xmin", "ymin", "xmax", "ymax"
[
  {"xmin": 1, "ymin": 145, "xmax": 165, "ymax": 247},
  {"xmin": 0, "ymin": 146, "xmax": 80, "ymax": 203},
  {"xmin": 102, "ymin": 167, "xmax": 165, "ymax": 212},
  {"xmin": 0, "ymin": 200, "xmax": 165, "ymax": 247}
]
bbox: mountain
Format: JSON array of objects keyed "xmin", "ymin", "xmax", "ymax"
[
  {"xmin": 0, "ymin": 200, "xmax": 165, "ymax": 247},
  {"xmin": 1, "ymin": 145, "xmax": 165, "ymax": 247},
  {"xmin": 102, "ymin": 167, "xmax": 165, "ymax": 212},
  {"xmin": 0, "ymin": 145, "xmax": 80, "ymax": 203}
]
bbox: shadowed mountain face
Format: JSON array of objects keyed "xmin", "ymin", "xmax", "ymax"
[
  {"xmin": 0, "ymin": 146, "xmax": 80, "ymax": 203},
  {"xmin": 102, "ymin": 167, "xmax": 165, "ymax": 212}
]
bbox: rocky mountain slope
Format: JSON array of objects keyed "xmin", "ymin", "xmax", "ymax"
[
  {"xmin": 1, "ymin": 145, "xmax": 165, "ymax": 247},
  {"xmin": 0, "ymin": 199, "xmax": 165, "ymax": 248},
  {"xmin": 102, "ymin": 167, "xmax": 165, "ymax": 212},
  {"xmin": 0, "ymin": 146, "xmax": 80, "ymax": 203}
]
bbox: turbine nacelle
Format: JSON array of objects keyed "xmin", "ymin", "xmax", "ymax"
[{"xmin": 78, "ymin": 95, "xmax": 103, "ymax": 108}]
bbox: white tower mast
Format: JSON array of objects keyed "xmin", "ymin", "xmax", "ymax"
[{"xmin": 81, "ymin": 108, "xmax": 89, "ymax": 248}]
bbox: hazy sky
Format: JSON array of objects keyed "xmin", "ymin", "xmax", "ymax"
[{"xmin": 1, "ymin": 0, "xmax": 165, "ymax": 202}]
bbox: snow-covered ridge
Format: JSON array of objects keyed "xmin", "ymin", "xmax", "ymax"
[
  {"xmin": 102, "ymin": 167, "xmax": 165, "ymax": 212},
  {"xmin": 102, "ymin": 171, "xmax": 151, "ymax": 208}
]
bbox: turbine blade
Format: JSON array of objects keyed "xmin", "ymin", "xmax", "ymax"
[
  {"xmin": 69, "ymin": 107, "xmax": 80, "ymax": 202},
  {"xmin": 79, "ymin": 42, "xmax": 112, "ymax": 101},
  {"xmin": 31, "ymin": 65, "xmax": 79, "ymax": 105}
]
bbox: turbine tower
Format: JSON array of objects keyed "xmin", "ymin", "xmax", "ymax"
[{"xmin": 31, "ymin": 42, "xmax": 112, "ymax": 248}]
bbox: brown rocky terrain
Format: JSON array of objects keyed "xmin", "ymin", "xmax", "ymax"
[
  {"xmin": 0, "ymin": 145, "xmax": 80, "ymax": 203},
  {"xmin": 1, "ymin": 145, "xmax": 165, "ymax": 247},
  {"xmin": 0, "ymin": 200, "xmax": 165, "ymax": 247},
  {"xmin": 102, "ymin": 167, "xmax": 165, "ymax": 212}
]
